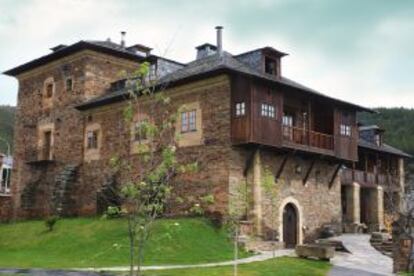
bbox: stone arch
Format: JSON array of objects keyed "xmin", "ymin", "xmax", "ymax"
[{"xmin": 279, "ymin": 196, "xmax": 304, "ymax": 245}]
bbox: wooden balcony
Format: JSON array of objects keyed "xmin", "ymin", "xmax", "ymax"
[
  {"xmin": 282, "ymin": 125, "xmax": 334, "ymax": 154},
  {"xmin": 341, "ymin": 168, "xmax": 399, "ymax": 189}
]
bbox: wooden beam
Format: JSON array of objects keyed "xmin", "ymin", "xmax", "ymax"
[
  {"xmin": 329, "ymin": 162, "xmax": 343, "ymax": 188},
  {"xmin": 243, "ymin": 147, "xmax": 259, "ymax": 177},
  {"xmin": 303, "ymin": 158, "xmax": 316, "ymax": 185},
  {"xmin": 275, "ymin": 151, "xmax": 294, "ymax": 180}
]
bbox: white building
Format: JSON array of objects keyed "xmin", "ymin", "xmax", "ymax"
[{"xmin": 0, "ymin": 154, "xmax": 12, "ymax": 195}]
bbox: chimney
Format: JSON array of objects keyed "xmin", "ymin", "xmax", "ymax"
[
  {"xmin": 215, "ymin": 26, "xmax": 223, "ymax": 55},
  {"xmin": 195, "ymin": 43, "xmax": 217, "ymax": 59},
  {"xmin": 120, "ymin": 31, "xmax": 126, "ymax": 48}
]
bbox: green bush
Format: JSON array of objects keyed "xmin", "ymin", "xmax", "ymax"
[{"xmin": 44, "ymin": 216, "xmax": 59, "ymax": 232}]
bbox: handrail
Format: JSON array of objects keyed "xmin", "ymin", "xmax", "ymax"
[
  {"xmin": 282, "ymin": 125, "xmax": 334, "ymax": 150},
  {"xmin": 341, "ymin": 168, "xmax": 399, "ymax": 187}
]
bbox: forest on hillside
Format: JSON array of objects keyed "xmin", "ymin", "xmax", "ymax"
[
  {"xmin": 0, "ymin": 105, "xmax": 15, "ymax": 154},
  {"xmin": 358, "ymin": 107, "xmax": 414, "ymax": 156}
]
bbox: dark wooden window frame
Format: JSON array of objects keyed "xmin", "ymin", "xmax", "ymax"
[
  {"xmin": 65, "ymin": 77, "xmax": 73, "ymax": 92},
  {"xmin": 235, "ymin": 102, "xmax": 246, "ymax": 117},
  {"xmin": 87, "ymin": 130, "xmax": 99, "ymax": 149},
  {"xmin": 260, "ymin": 103, "xmax": 276, "ymax": 119},
  {"xmin": 264, "ymin": 56, "xmax": 277, "ymax": 75},
  {"xmin": 181, "ymin": 110, "xmax": 197, "ymax": 133}
]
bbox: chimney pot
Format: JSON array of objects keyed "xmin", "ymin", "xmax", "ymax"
[
  {"xmin": 215, "ymin": 26, "xmax": 223, "ymax": 55},
  {"xmin": 120, "ymin": 31, "xmax": 126, "ymax": 48}
]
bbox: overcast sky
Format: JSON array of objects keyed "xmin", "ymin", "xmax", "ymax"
[{"xmin": 0, "ymin": 0, "xmax": 413, "ymax": 107}]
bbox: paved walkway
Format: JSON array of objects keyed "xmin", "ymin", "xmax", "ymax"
[
  {"xmin": 76, "ymin": 249, "xmax": 295, "ymax": 272},
  {"xmin": 329, "ymin": 234, "xmax": 393, "ymax": 276}
]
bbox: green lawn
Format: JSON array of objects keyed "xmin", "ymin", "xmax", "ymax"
[
  {"xmin": 0, "ymin": 217, "xmax": 250, "ymax": 268},
  {"xmin": 136, "ymin": 257, "xmax": 331, "ymax": 276}
]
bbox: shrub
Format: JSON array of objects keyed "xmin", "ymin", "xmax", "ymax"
[
  {"xmin": 105, "ymin": 206, "xmax": 122, "ymax": 219},
  {"xmin": 45, "ymin": 216, "xmax": 59, "ymax": 232}
]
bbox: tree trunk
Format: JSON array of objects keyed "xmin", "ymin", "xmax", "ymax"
[{"xmin": 234, "ymin": 226, "xmax": 238, "ymax": 276}]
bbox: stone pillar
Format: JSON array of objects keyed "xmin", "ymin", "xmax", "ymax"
[
  {"xmin": 398, "ymin": 158, "xmax": 405, "ymax": 212},
  {"xmin": 370, "ymin": 186, "xmax": 385, "ymax": 231},
  {"xmin": 346, "ymin": 182, "xmax": 360, "ymax": 225},
  {"xmin": 253, "ymin": 150, "xmax": 262, "ymax": 236}
]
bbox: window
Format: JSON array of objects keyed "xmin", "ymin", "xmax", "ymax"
[
  {"xmin": 265, "ymin": 57, "xmax": 277, "ymax": 75},
  {"xmin": 45, "ymin": 83, "xmax": 54, "ymax": 98},
  {"xmin": 65, "ymin": 78, "xmax": 73, "ymax": 92},
  {"xmin": 340, "ymin": 124, "xmax": 351, "ymax": 137},
  {"xmin": 181, "ymin": 110, "xmax": 197, "ymax": 133},
  {"xmin": 282, "ymin": 114, "xmax": 294, "ymax": 138},
  {"xmin": 0, "ymin": 167, "xmax": 11, "ymax": 194},
  {"xmin": 235, "ymin": 102, "xmax": 245, "ymax": 116},
  {"xmin": 374, "ymin": 134, "xmax": 381, "ymax": 146},
  {"xmin": 261, "ymin": 103, "xmax": 275, "ymax": 118},
  {"xmin": 282, "ymin": 115, "xmax": 293, "ymax": 126},
  {"xmin": 134, "ymin": 120, "xmax": 148, "ymax": 141},
  {"xmin": 87, "ymin": 130, "xmax": 99, "ymax": 149}
]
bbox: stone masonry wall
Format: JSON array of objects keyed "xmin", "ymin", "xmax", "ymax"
[
  {"xmin": 229, "ymin": 148, "xmax": 342, "ymax": 243},
  {"xmin": 10, "ymin": 50, "xmax": 139, "ymax": 218},
  {"xmin": 76, "ymin": 75, "xmax": 232, "ymax": 217}
]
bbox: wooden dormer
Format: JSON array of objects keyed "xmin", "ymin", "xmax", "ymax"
[{"xmin": 261, "ymin": 47, "xmax": 288, "ymax": 78}]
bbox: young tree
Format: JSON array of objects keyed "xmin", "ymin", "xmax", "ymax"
[
  {"xmin": 110, "ymin": 62, "xmax": 197, "ymax": 276},
  {"xmin": 226, "ymin": 178, "xmax": 249, "ymax": 276}
]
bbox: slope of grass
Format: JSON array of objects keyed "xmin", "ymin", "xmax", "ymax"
[
  {"xmin": 0, "ymin": 217, "xmax": 250, "ymax": 268},
  {"xmin": 138, "ymin": 257, "xmax": 331, "ymax": 276}
]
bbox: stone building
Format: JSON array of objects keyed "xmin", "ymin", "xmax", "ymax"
[
  {"xmin": 3, "ymin": 27, "xmax": 410, "ymax": 247},
  {"xmin": 341, "ymin": 125, "xmax": 410, "ymax": 233},
  {"xmin": 0, "ymin": 153, "xmax": 12, "ymax": 220}
]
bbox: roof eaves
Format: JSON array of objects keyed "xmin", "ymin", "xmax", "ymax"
[{"xmin": 3, "ymin": 41, "xmax": 146, "ymax": 77}]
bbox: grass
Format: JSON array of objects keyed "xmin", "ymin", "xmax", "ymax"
[
  {"xmin": 0, "ymin": 217, "xmax": 251, "ymax": 269},
  {"xmin": 130, "ymin": 257, "xmax": 332, "ymax": 276}
]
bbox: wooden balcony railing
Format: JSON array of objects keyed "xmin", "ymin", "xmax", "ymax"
[
  {"xmin": 282, "ymin": 125, "xmax": 334, "ymax": 150},
  {"xmin": 341, "ymin": 168, "xmax": 399, "ymax": 188}
]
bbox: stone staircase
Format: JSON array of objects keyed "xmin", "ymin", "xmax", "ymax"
[
  {"xmin": 52, "ymin": 165, "xmax": 78, "ymax": 216},
  {"xmin": 370, "ymin": 232, "xmax": 393, "ymax": 257}
]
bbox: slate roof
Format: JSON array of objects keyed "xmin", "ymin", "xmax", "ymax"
[
  {"xmin": 4, "ymin": 40, "xmax": 152, "ymax": 76},
  {"xmin": 358, "ymin": 139, "xmax": 411, "ymax": 158},
  {"xmin": 77, "ymin": 50, "xmax": 373, "ymax": 112}
]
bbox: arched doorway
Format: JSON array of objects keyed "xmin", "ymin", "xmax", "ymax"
[{"xmin": 283, "ymin": 203, "xmax": 298, "ymax": 248}]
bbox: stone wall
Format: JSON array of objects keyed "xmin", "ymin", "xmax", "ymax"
[
  {"xmin": 229, "ymin": 148, "xmax": 342, "ymax": 243},
  {"xmin": 0, "ymin": 196, "xmax": 12, "ymax": 221},
  {"xmin": 10, "ymin": 50, "xmax": 139, "ymax": 218},
  {"xmin": 77, "ymin": 75, "xmax": 232, "ymax": 217}
]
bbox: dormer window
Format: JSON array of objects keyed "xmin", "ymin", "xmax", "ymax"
[
  {"xmin": 265, "ymin": 57, "xmax": 277, "ymax": 75},
  {"xmin": 374, "ymin": 134, "xmax": 381, "ymax": 146}
]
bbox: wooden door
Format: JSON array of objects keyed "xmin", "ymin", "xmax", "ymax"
[{"xmin": 283, "ymin": 203, "xmax": 298, "ymax": 248}]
